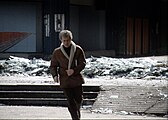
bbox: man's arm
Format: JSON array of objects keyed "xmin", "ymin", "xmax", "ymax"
[
  {"xmin": 73, "ymin": 47, "xmax": 86, "ymax": 75},
  {"xmin": 50, "ymin": 49, "xmax": 59, "ymax": 82}
]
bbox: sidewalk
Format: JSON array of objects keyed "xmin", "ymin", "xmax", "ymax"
[{"xmin": 0, "ymin": 105, "xmax": 167, "ymax": 120}]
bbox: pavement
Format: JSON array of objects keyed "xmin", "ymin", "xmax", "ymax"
[{"xmin": 0, "ymin": 105, "xmax": 167, "ymax": 120}]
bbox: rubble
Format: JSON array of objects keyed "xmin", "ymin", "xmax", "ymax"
[{"xmin": 0, "ymin": 55, "xmax": 167, "ymax": 80}]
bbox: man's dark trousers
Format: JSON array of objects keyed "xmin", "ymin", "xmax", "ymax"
[{"xmin": 63, "ymin": 85, "xmax": 83, "ymax": 120}]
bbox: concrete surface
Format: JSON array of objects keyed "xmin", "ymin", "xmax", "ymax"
[
  {"xmin": 0, "ymin": 105, "xmax": 167, "ymax": 120},
  {"xmin": 93, "ymin": 85, "xmax": 168, "ymax": 114}
]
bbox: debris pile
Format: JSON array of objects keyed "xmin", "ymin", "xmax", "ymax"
[{"xmin": 0, "ymin": 56, "xmax": 167, "ymax": 80}]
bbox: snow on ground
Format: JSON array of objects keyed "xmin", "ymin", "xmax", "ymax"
[
  {"xmin": 0, "ymin": 76, "xmax": 167, "ymax": 88},
  {"xmin": 84, "ymin": 56, "xmax": 168, "ymax": 80},
  {"xmin": 0, "ymin": 55, "xmax": 167, "ymax": 86}
]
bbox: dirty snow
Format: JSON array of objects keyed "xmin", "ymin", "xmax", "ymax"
[
  {"xmin": 0, "ymin": 55, "xmax": 167, "ymax": 86},
  {"xmin": 0, "ymin": 55, "xmax": 167, "ymax": 80}
]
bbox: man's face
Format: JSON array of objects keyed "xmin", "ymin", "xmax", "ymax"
[{"xmin": 61, "ymin": 36, "xmax": 71, "ymax": 48}]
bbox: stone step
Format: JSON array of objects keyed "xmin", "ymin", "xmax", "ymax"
[
  {"xmin": 0, "ymin": 84, "xmax": 100, "ymax": 92},
  {"xmin": 0, "ymin": 84, "xmax": 100, "ymax": 106},
  {"xmin": 0, "ymin": 98, "xmax": 96, "ymax": 106},
  {"xmin": 0, "ymin": 91, "xmax": 99, "ymax": 99}
]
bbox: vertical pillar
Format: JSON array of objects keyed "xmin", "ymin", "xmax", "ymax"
[{"xmin": 43, "ymin": 0, "xmax": 69, "ymax": 54}]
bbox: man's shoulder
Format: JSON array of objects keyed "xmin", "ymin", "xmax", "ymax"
[
  {"xmin": 54, "ymin": 47, "xmax": 61, "ymax": 51},
  {"xmin": 53, "ymin": 47, "xmax": 61, "ymax": 53},
  {"xmin": 76, "ymin": 45, "xmax": 83, "ymax": 51},
  {"xmin": 76, "ymin": 45, "xmax": 85, "ymax": 55}
]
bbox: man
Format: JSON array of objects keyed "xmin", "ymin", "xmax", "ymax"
[{"xmin": 50, "ymin": 30, "xmax": 86, "ymax": 120}]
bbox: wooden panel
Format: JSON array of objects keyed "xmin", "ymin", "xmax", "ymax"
[
  {"xmin": 142, "ymin": 19, "xmax": 149, "ymax": 54},
  {"xmin": 135, "ymin": 18, "xmax": 142, "ymax": 55},
  {"xmin": 127, "ymin": 17, "xmax": 134, "ymax": 55}
]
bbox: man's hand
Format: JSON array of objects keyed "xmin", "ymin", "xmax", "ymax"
[
  {"xmin": 66, "ymin": 69, "xmax": 74, "ymax": 76},
  {"xmin": 53, "ymin": 76, "xmax": 59, "ymax": 83}
]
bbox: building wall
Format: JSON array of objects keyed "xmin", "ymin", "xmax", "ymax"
[
  {"xmin": 0, "ymin": 0, "xmax": 167, "ymax": 58},
  {"xmin": 104, "ymin": 0, "xmax": 168, "ymax": 56},
  {"xmin": 0, "ymin": 1, "xmax": 42, "ymax": 53},
  {"xmin": 160, "ymin": 0, "xmax": 168, "ymax": 54},
  {"xmin": 70, "ymin": 5, "xmax": 106, "ymax": 51}
]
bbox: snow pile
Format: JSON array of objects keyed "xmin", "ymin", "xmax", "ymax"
[
  {"xmin": 91, "ymin": 108, "xmax": 113, "ymax": 114},
  {"xmin": 83, "ymin": 56, "xmax": 168, "ymax": 80},
  {"xmin": 0, "ymin": 56, "xmax": 167, "ymax": 80},
  {"xmin": 91, "ymin": 108, "xmax": 133, "ymax": 115},
  {"xmin": 0, "ymin": 56, "xmax": 50, "ymax": 76}
]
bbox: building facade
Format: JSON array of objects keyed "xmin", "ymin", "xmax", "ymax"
[{"xmin": 0, "ymin": 0, "xmax": 167, "ymax": 58}]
